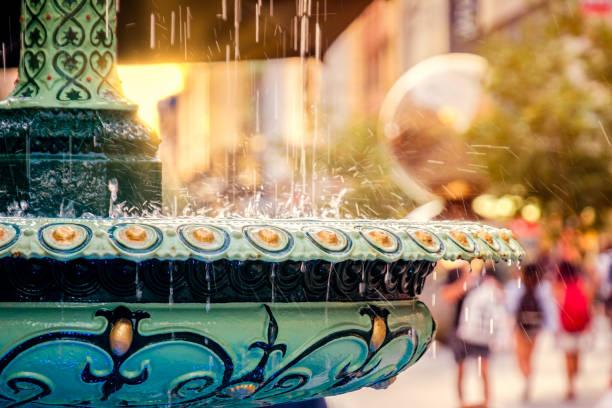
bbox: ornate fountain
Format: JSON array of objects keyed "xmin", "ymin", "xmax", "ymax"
[{"xmin": 0, "ymin": 1, "xmax": 524, "ymax": 407}]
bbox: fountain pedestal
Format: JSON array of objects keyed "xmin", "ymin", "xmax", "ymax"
[{"xmin": 0, "ymin": 0, "xmax": 161, "ymax": 216}]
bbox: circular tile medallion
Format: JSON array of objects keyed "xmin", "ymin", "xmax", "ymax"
[
  {"xmin": 476, "ymin": 230, "xmax": 500, "ymax": 251},
  {"xmin": 304, "ymin": 227, "xmax": 350, "ymax": 253},
  {"xmin": 180, "ymin": 225, "xmax": 228, "ymax": 253},
  {"xmin": 407, "ymin": 229, "xmax": 443, "ymax": 254},
  {"xmin": 111, "ymin": 224, "xmax": 161, "ymax": 252},
  {"xmin": 244, "ymin": 226, "xmax": 292, "ymax": 253},
  {"xmin": 40, "ymin": 224, "xmax": 90, "ymax": 253},
  {"xmin": 0, "ymin": 224, "xmax": 18, "ymax": 251},
  {"xmin": 360, "ymin": 228, "xmax": 400, "ymax": 254},
  {"xmin": 448, "ymin": 230, "xmax": 475, "ymax": 253}
]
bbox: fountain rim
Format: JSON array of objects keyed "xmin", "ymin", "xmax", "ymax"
[{"xmin": 0, "ymin": 216, "xmax": 525, "ymax": 263}]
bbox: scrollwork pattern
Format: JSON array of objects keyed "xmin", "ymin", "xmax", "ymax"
[{"xmin": 0, "ymin": 303, "xmax": 433, "ymax": 407}]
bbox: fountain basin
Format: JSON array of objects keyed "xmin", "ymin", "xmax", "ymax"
[
  {"xmin": 0, "ymin": 217, "xmax": 522, "ymax": 406},
  {"xmin": 0, "ymin": 301, "xmax": 433, "ymax": 407}
]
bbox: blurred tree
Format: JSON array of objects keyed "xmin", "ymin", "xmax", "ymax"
[
  {"xmin": 466, "ymin": 2, "xmax": 612, "ymax": 220},
  {"xmin": 315, "ymin": 121, "xmax": 416, "ymax": 218}
]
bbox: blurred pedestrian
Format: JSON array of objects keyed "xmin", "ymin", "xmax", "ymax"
[
  {"xmin": 441, "ymin": 259, "xmax": 504, "ymax": 408},
  {"xmin": 505, "ymin": 263, "xmax": 557, "ymax": 402},
  {"xmin": 595, "ymin": 235, "xmax": 612, "ymax": 388},
  {"xmin": 554, "ymin": 261, "xmax": 592, "ymax": 401}
]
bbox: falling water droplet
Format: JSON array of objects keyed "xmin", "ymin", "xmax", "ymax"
[
  {"xmin": 150, "ymin": 13, "xmax": 155, "ymax": 49},
  {"xmin": 2, "ymin": 43, "xmax": 6, "ymax": 81},
  {"xmin": 384, "ymin": 263, "xmax": 392, "ymax": 287},
  {"xmin": 270, "ymin": 263, "xmax": 276, "ymax": 303},
  {"xmin": 135, "ymin": 264, "xmax": 142, "ymax": 301},
  {"xmin": 206, "ymin": 296, "xmax": 211, "ymax": 313},
  {"xmin": 325, "ymin": 263, "xmax": 333, "ymax": 326},
  {"xmin": 205, "ymin": 263, "xmax": 212, "ymax": 292},
  {"xmin": 168, "ymin": 262, "xmax": 174, "ymax": 305}
]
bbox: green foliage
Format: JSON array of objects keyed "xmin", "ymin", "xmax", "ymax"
[
  {"xmin": 316, "ymin": 120, "xmax": 415, "ymax": 218},
  {"xmin": 465, "ymin": 3, "xmax": 612, "ymax": 218}
]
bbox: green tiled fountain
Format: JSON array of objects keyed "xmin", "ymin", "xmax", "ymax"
[{"xmin": 0, "ymin": 1, "xmax": 524, "ymax": 407}]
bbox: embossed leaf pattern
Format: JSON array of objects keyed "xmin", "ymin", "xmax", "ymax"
[
  {"xmin": 95, "ymin": 54, "xmax": 108, "ymax": 71},
  {"xmin": 94, "ymin": 29, "xmax": 107, "ymax": 45},
  {"xmin": 20, "ymin": 88, "xmax": 34, "ymax": 97},
  {"xmin": 28, "ymin": 27, "xmax": 43, "ymax": 45},
  {"xmin": 265, "ymin": 305, "xmax": 278, "ymax": 345},
  {"xmin": 62, "ymin": 26, "xmax": 80, "ymax": 45},
  {"xmin": 63, "ymin": 55, "xmax": 80, "ymax": 72},
  {"xmin": 66, "ymin": 89, "xmax": 82, "ymax": 100},
  {"xmin": 27, "ymin": 53, "xmax": 42, "ymax": 71}
]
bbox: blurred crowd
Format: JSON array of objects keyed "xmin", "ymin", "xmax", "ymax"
[{"xmin": 435, "ymin": 222, "xmax": 612, "ymax": 408}]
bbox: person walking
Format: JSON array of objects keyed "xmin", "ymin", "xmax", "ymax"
[
  {"xmin": 441, "ymin": 259, "xmax": 504, "ymax": 408},
  {"xmin": 554, "ymin": 261, "xmax": 592, "ymax": 401},
  {"xmin": 506, "ymin": 263, "xmax": 557, "ymax": 402}
]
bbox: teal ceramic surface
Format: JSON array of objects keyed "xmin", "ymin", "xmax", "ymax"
[{"xmin": 0, "ymin": 301, "xmax": 434, "ymax": 407}]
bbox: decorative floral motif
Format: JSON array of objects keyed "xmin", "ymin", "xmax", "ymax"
[
  {"xmin": 53, "ymin": 50, "xmax": 91, "ymax": 101},
  {"xmin": 0, "ymin": 304, "xmax": 430, "ymax": 407},
  {"xmin": 90, "ymin": 0, "xmax": 113, "ymax": 48},
  {"xmin": 5, "ymin": 0, "xmax": 131, "ymax": 109},
  {"xmin": 24, "ymin": 0, "xmax": 47, "ymax": 48},
  {"xmin": 52, "ymin": 0, "xmax": 86, "ymax": 47}
]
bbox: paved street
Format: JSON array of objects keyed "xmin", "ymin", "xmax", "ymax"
[{"xmin": 327, "ymin": 318, "xmax": 611, "ymax": 408}]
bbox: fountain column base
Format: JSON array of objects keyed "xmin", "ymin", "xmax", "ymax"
[{"xmin": 0, "ymin": 108, "xmax": 161, "ymax": 216}]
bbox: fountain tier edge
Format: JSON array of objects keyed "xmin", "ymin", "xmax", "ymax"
[{"xmin": 0, "ymin": 217, "xmax": 522, "ymax": 407}]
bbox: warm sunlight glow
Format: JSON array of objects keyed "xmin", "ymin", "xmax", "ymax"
[{"xmin": 117, "ymin": 64, "xmax": 185, "ymax": 129}]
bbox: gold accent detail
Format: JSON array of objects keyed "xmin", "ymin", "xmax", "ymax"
[
  {"xmin": 500, "ymin": 232, "xmax": 510, "ymax": 244},
  {"xmin": 371, "ymin": 376, "xmax": 397, "ymax": 390},
  {"xmin": 414, "ymin": 230, "xmax": 434, "ymax": 248},
  {"xmin": 450, "ymin": 230, "xmax": 469, "ymax": 247},
  {"xmin": 478, "ymin": 230, "xmax": 495, "ymax": 246},
  {"xmin": 192, "ymin": 227, "xmax": 215, "ymax": 244},
  {"xmin": 316, "ymin": 229, "xmax": 340, "ymax": 246},
  {"xmin": 368, "ymin": 230, "xmax": 392, "ymax": 248},
  {"xmin": 225, "ymin": 383, "xmax": 257, "ymax": 399},
  {"xmin": 109, "ymin": 318, "xmax": 133, "ymax": 356},
  {"xmin": 124, "ymin": 226, "xmax": 147, "ymax": 242},
  {"xmin": 52, "ymin": 226, "xmax": 76, "ymax": 244},
  {"xmin": 0, "ymin": 228, "xmax": 5, "ymax": 241},
  {"xmin": 257, "ymin": 228, "xmax": 280, "ymax": 246},
  {"xmin": 370, "ymin": 316, "xmax": 387, "ymax": 352}
]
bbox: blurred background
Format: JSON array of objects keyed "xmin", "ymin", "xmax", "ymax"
[{"xmin": 3, "ymin": 0, "xmax": 612, "ymax": 407}]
